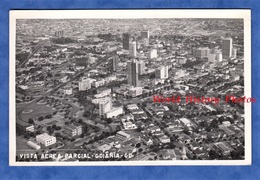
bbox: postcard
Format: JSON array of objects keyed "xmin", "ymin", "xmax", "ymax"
[{"xmin": 9, "ymin": 9, "xmax": 251, "ymax": 166}]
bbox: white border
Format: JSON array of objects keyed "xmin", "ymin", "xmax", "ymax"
[{"xmin": 9, "ymin": 9, "xmax": 251, "ymax": 166}]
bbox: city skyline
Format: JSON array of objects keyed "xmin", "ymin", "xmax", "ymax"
[{"xmin": 10, "ymin": 10, "xmax": 251, "ymax": 166}]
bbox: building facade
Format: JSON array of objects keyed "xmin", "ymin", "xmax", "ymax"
[
  {"xmin": 155, "ymin": 65, "xmax": 169, "ymax": 79},
  {"xmin": 36, "ymin": 133, "xmax": 56, "ymax": 147},
  {"xmin": 123, "ymin": 33, "xmax": 131, "ymax": 50},
  {"xmin": 127, "ymin": 59, "xmax": 139, "ymax": 86},
  {"xmin": 99, "ymin": 97, "xmax": 112, "ymax": 116},
  {"xmin": 129, "ymin": 41, "xmax": 137, "ymax": 57},
  {"xmin": 141, "ymin": 30, "xmax": 149, "ymax": 39},
  {"xmin": 222, "ymin": 37, "xmax": 233, "ymax": 59}
]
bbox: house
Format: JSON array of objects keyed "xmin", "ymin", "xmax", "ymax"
[
  {"xmin": 148, "ymin": 126, "xmax": 161, "ymax": 133},
  {"xmin": 141, "ymin": 136, "xmax": 153, "ymax": 146},
  {"xmin": 193, "ymin": 148, "xmax": 207, "ymax": 157},
  {"xmin": 222, "ymin": 121, "xmax": 231, "ymax": 127},
  {"xmin": 159, "ymin": 135, "xmax": 171, "ymax": 144},
  {"xmin": 179, "ymin": 118, "xmax": 192, "ymax": 127},
  {"xmin": 97, "ymin": 144, "xmax": 112, "ymax": 152},
  {"xmin": 116, "ymin": 131, "xmax": 131, "ymax": 141},
  {"xmin": 161, "ymin": 149, "xmax": 176, "ymax": 160}
]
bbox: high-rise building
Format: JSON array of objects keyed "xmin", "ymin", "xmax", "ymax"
[
  {"xmin": 99, "ymin": 97, "xmax": 112, "ymax": 116},
  {"xmin": 155, "ymin": 65, "xmax": 169, "ymax": 79},
  {"xmin": 232, "ymin": 48, "xmax": 237, "ymax": 59},
  {"xmin": 143, "ymin": 38, "xmax": 149, "ymax": 47},
  {"xmin": 111, "ymin": 56, "xmax": 119, "ymax": 72},
  {"xmin": 215, "ymin": 52, "xmax": 223, "ymax": 62},
  {"xmin": 127, "ymin": 59, "xmax": 139, "ymax": 86},
  {"xmin": 138, "ymin": 61, "xmax": 145, "ymax": 75},
  {"xmin": 129, "ymin": 41, "xmax": 137, "ymax": 57},
  {"xmin": 123, "ymin": 33, "xmax": 131, "ymax": 50},
  {"xmin": 222, "ymin": 37, "xmax": 233, "ymax": 59},
  {"xmin": 208, "ymin": 49, "xmax": 216, "ymax": 62},
  {"xmin": 78, "ymin": 77, "xmax": 93, "ymax": 91},
  {"xmin": 141, "ymin": 30, "xmax": 149, "ymax": 39}
]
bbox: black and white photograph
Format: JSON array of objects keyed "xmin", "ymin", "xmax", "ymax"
[{"xmin": 9, "ymin": 10, "xmax": 251, "ymax": 166}]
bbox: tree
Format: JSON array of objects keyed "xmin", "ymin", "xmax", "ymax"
[
  {"xmin": 210, "ymin": 119, "xmax": 219, "ymax": 129},
  {"xmin": 78, "ymin": 119, "xmax": 83, "ymax": 124},
  {"xmin": 209, "ymin": 149, "xmax": 218, "ymax": 159},
  {"xmin": 135, "ymin": 143, "xmax": 141, "ymax": 148},
  {"xmin": 38, "ymin": 116, "xmax": 44, "ymax": 121},
  {"xmin": 106, "ymin": 118, "xmax": 112, "ymax": 124},
  {"xmin": 45, "ymin": 114, "xmax": 52, "ymax": 119},
  {"xmin": 55, "ymin": 132, "xmax": 61, "ymax": 137},
  {"xmin": 205, "ymin": 126, "xmax": 212, "ymax": 132},
  {"xmin": 28, "ymin": 118, "xmax": 34, "ymax": 124}
]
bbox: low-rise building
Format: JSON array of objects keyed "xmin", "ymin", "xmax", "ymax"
[
  {"xmin": 64, "ymin": 123, "xmax": 82, "ymax": 137},
  {"xmin": 36, "ymin": 133, "xmax": 56, "ymax": 147},
  {"xmin": 27, "ymin": 141, "xmax": 41, "ymax": 150},
  {"xmin": 105, "ymin": 106, "xmax": 124, "ymax": 118},
  {"xmin": 16, "ymin": 120, "xmax": 34, "ymax": 134}
]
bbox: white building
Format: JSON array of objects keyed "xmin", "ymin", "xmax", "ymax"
[
  {"xmin": 116, "ymin": 131, "xmax": 131, "ymax": 140},
  {"xmin": 97, "ymin": 88, "xmax": 111, "ymax": 97},
  {"xmin": 148, "ymin": 49, "xmax": 157, "ymax": 59},
  {"xmin": 126, "ymin": 104, "xmax": 139, "ymax": 110},
  {"xmin": 208, "ymin": 53, "xmax": 216, "ymax": 62},
  {"xmin": 36, "ymin": 133, "xmax": 56, "ymax": 147},
  {"xmin": 179, "ymin": 118, "xmax": 192, "ymax": 127},
  {"xmin": 129, "ymin": 41, "xmax": 137, "ymax": 57},
  {"xmin": 232, "ymin": 48, "xmax": 237, "ymax": 59},
  {"xmin": 138, "ymin": 61, "xmax": 145, "ymax": 75},
  {"xmin": 105, "ymin": 106, "xmax": 124, "ymax": 118},
  {"xmin": 215, "ymin": 52, "xmax": 223, "ymax": 62},
  {"xmin": 63, "ymin": 87, "xmax": 73, "ymax": 95},
  {"xmin": 78, "ymin": 77, "xmax": 94, "ymax": 91},
  {"xmin": 27, "ymin": 141, "xmax": 41, "ymax": 150},
  {"xmin": 128, "ymin": 86, "xmax": 143, "ymax": 97},
  {"xmin": 155, "ymin": 65, "xmax": 169, "ymax": 79},
  {"xmin": 92, "ymin": 79, "xmax": 105, "ymax": 88},
  {"xmin": 99, "ymin": 97, "xmax": 112, "ymax": 116}
]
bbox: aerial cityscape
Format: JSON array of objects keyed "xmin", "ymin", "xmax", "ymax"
[{"xmin": 15, "ymin": 18, "xmax": 245, "ymax": 162}]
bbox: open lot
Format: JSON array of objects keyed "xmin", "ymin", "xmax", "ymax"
[{"xmin": 18, "ymin": 101, "xmax": 52, "ymax": 122}]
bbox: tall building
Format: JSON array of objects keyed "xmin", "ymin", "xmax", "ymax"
[
  {"xmin": 127, "ymin": 59, "xmax": 139, "ymax": 86},
  {"xmin": 155, "ymin": 65, "xmax": 169, "ymax": 79},
  {"xmin": 78, "ymin": 77, "xmax": 93, "ymax": 91},
  {"xmin": 232, "ymin": 48, "xmax": 237, "ymax": 59},
  {"xmin": 215, "ymin": 52, "xmax": 223, "ymax": 62},
  {"xmin": 138, "ymin": 61, "xmax": 145, "ymax": 75},
  {"xmin": 222, "ymin": 37, "xmax": 233, "ymax": 59},
  {"xmin": 208, "ymin": 53, "xmax": 216, "ymax": 62},
  {"xmin": 123, "ymin": 33, "xmax": 131, "ymax": 50},
  {"xmin": 143, "ymin": 38, "xmax": 149, "ymax": 47},
  {"xmin": 129, "ymin": 41, "xmax": 137, "ymax": 57},
  {"xmin": 141, "ymin": 30, "xmax": 149, "ymax": 39},
  {"xmin": 111, "ymin": 56, "xmax": 119, "ymax": 72},
  {"xmin": 99, "ymin": 97, "xmax": 112, "ymax": 116}
]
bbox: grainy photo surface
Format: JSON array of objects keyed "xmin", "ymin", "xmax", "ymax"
[{"xmin": 9, "ymin": 10, "xmax": 251, "ymax": 166}]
